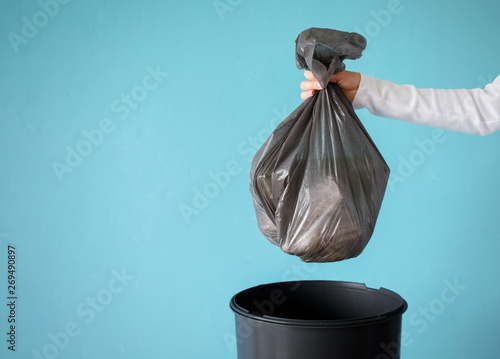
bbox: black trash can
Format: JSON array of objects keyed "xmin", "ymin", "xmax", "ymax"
[{"xmin": 230, "ymin": 280, "xmax": 407, "ymax": 359}]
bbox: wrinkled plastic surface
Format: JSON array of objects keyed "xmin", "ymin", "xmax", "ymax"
[
  {"xmin": 295, "ymin": 28, "xmax": 367, "ymax": 88},
  {"xmin": 249, "ymin": 28, "xmax": 390, "ymax": 263}
]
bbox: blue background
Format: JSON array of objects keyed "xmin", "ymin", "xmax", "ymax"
[{"xmin": 0, "ymin": 0, "xmax": 499, "ymax": 358}]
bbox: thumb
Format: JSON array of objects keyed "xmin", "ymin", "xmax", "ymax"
[{"xmin": 329, "ymin": 71, "xmax": 344, "ymax": 84}]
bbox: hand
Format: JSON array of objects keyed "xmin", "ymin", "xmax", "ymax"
[{"xmin": 300, "ymin": 70, "xmax": 361, "ymax": 102}]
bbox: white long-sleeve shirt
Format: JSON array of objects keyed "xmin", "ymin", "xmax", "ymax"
[{"xmin": 352, "ymin": 74, "xmax": 500, "ymax": 136}]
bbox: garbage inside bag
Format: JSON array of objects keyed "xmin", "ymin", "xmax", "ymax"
[{"xmin": 249, "ymin": 28, "xmax": 390, "ymax": 263}]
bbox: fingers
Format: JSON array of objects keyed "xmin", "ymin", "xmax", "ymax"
[
  {"xmin": 304, "ymin": 70, "xmax": 316, "ymax": 81},
  {"xmin": 300, "ymin": 80, "xmax": 323, "ymax": 91},
  {"xmin": 301, "ymin": 70, "xmax": 361, "ymax": 102},
  {"xmin": 301, "ymin": 70, "xmax": 321, "ymax": 100},
  {"xmin": 303, "ymin": 70, "xmax": 324, "ymax": 90},
  {"xmin": 301, "ymin": 90, "xmax": 314, "ymax": 100}
]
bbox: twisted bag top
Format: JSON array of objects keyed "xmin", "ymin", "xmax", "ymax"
[
  {"xmin": 295, "ymin": 28, "xmax": 367, "ymax": 89},
  {"xmin": 249, "ymin": 28, "xmax": 390, "ymax": 263}
]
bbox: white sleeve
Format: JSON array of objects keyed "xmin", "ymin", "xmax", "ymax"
[{"xmin": 352, "ymin": 74, "xmax": 500, "ymax": 136}]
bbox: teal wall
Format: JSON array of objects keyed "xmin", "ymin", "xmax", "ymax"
[{"xmin": 1, "ymin": 0, "xmax": 499, "ymax": 358}]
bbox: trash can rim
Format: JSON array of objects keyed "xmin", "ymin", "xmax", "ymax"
[{"xmin": 229, "ymin": 280, "xmax": 408, "ymax": 328}]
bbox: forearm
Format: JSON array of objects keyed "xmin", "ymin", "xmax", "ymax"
[{"xmin": 352, "ymin": 74, "xmax": 500, "ymax": 136}]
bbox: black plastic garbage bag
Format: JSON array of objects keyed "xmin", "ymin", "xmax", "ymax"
[{"xmin": 249, "ymin": 28, "xmax": 390, "ymax": 263}]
